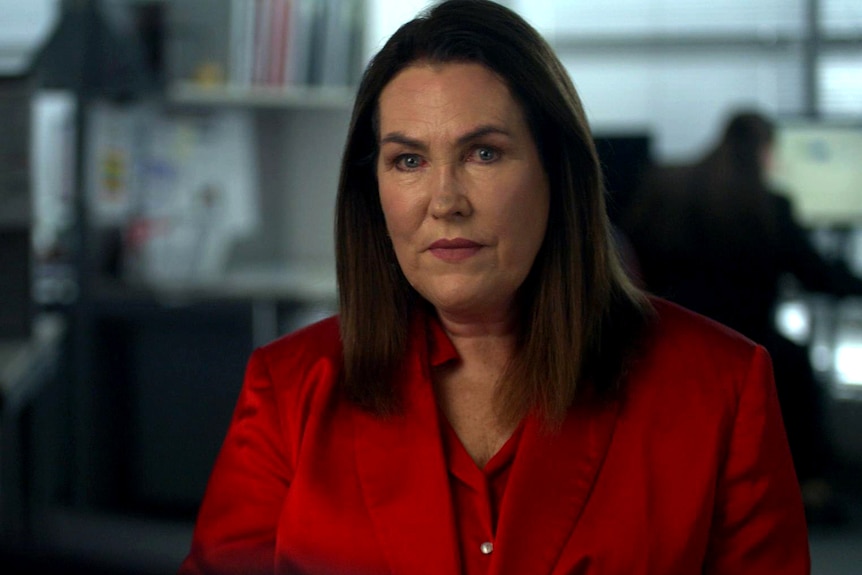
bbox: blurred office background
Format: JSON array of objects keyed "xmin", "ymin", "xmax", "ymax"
[{"xmin": 0, "ymin": 0, "xmax": 860, "ymax": 573}]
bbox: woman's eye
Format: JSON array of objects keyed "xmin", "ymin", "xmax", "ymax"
[
  {"xmin": 473, "ymin": 147, "xmax": 499, "ymax": 163},
  {"xmin": 395, "ymin": 154, "xmax": 423, "ymax": 170}
]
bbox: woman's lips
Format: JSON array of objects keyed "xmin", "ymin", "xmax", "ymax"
[{"xmin": 428, "ymin": 238, "xmax": 482, "ymax": 262}]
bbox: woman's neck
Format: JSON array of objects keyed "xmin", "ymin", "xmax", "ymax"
[{"xmin": 435, "ymin": 305, "xmax": 519, "ymax": 340}]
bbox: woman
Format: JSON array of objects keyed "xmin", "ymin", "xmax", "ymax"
[{"xmin": 179, "ymin": 2, "xmax": 809, "ymax": 574}]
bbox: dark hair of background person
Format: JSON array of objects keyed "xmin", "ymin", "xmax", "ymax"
[
  {"xmin": 689, "ymin": 110, "xmax": 781, "ymax": 255},
  {"xmin": 335, "ymin": 0, "xmax": 652, "ymax": 428}
]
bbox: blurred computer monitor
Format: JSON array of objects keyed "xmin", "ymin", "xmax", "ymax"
[
  {"xmin": 593, "ymin": 132, "xmax": 653, "ymax": 224},
  {"xmin": 770, "ymin": 120, "xmax": 862, "ymax": 226}
]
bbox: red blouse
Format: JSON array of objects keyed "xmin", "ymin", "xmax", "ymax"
[
  {"xmin": 440, "ymin": 415, "xmax": 524, "ymax": 575},
  {"xmin": 427, "ymin": 307, "xmax": 527, "ymax": 574}
]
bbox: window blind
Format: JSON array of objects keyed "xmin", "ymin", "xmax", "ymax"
[
  {"xmin": 821, "ymin": 0, "xmax": 862, "ymax": 34},
  {"xmin": 819, "ymin": 53, "xmax": 862, "ymax": 115},
  {"xmin": 515, "ymin": 0, "xmax": 806, "ymax": 38}
]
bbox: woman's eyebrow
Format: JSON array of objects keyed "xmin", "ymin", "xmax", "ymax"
[
  {"xmin": 455, "ymin": 124, "xmax": 511, "ymax": 146},
  {"xmin": 379, "ymin": 132, "xmax": 427, "ymax": 151},
  {"xmin": 379, "ymin": 124, "xmax": 511, "ymax": 149}
]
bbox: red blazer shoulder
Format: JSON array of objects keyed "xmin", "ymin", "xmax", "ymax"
[
  {"xmin": 256, "ymin": 314, "xmax": 342, "ymax": 382},
  {"xmin": 634, "ymin": 297, "xmax": 767, "ymax": 396},
  {"xmin": 648, "ymin": 296, "xmax": 758, "ymax": 356},
  {"xmin": 179, "ymin": 316, "xmax": 345, "ymax": 575},
  {"xmin": 254, "ymin": 316, "xmax": 343, "ymax": 449}
]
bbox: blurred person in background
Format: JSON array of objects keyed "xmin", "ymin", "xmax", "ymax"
[{"xmin": 621, "ymin": 109, "xmax": 862, "ymax": 524}]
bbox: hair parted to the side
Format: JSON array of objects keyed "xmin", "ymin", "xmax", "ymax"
[{"xmin": 335, "ymin": 0, "xmax": 653, "ymax": 427}]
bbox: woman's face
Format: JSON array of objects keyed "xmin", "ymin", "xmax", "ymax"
[{"xmin": 376, "ymin": 62, "xmax": 550, "ymax": 323}]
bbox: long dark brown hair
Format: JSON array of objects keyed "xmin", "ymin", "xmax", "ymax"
[{"xmin": 335, "ymin": 0, "xmax": 652, "ymax": 427}]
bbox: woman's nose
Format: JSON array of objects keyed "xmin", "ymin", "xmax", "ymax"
[{"xmin": 429, "ymin": 165, "xmax": 472, "ymax": 219}]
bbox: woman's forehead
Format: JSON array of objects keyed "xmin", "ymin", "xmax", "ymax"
[{"xmin": 376, "ymin": 62, "xmax": 526, "ymax": 137}]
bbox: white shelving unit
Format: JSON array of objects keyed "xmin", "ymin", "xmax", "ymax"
[
  {"xmin": 23, "ymin": 2, "xmax": 364, "ymax": 572},
  {"xmin": 166, "ymin": 81, "xmax": 356, "ymax": 110}
]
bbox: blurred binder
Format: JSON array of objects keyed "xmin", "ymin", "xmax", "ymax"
[
  {"xmin": 229, "ymin": 0, "xmax": 256, "ymax": 87},
  {"xmin": 222, "ymin": 0, "xmax": 363, "ymax": 89},
  {"xmin": 284, "ymin": 0, "xmax": 316, "ymax": 86},
  {"xmin": 318, "ymin": 0, "xmax": 363, "ymax": 87}
]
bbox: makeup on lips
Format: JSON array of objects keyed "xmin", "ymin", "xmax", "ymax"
[{"xmin": 428, "ymin": 238, "xmax": 483, "ymax": 262}]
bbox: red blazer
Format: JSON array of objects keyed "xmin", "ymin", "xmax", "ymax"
[{"xmin": 179, "ymin": 299, "xmax": 810, "ymax": 575}]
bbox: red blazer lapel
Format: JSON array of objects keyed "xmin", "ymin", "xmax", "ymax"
[
  {"xmin": 352, "ymin": 318, "xmax": 460, "ymax": 575},
  {"xmin": 490, "ymin": 393, "xmax": 621, "ymax": 575}
]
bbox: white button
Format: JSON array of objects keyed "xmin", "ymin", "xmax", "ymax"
[{"xmin": 480, "ymin": 541, "xmax": 494, "ymax": 555}]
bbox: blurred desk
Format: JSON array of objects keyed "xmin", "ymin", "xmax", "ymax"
[
  {"xmin": 823, "ymin": 298, "xmax": 862, "ymax": 471},
  {"xmin": 110, "ymin": 260, "xmax": 338, "ymax": 303},
  {"xmin": 0, "ymin": 314, "xmax": 65, "ymax": 539},
  {"xmin": 778, "ymin": 293, "xmax": 862, "ymax": 471},
  {"xmin": 95, "ymin": 260, "xmax": 337, "ymax": 346}
]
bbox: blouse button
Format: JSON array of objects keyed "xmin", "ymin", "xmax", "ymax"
[{"xmin": 480, "ymin": 541, "xmax": 494, "ymax": 555}]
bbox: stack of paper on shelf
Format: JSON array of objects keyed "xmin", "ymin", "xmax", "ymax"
[{"xmin": 227, "ymin": 0, "xmax": 363, "ymax": 89}]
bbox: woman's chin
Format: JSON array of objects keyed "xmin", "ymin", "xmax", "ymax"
[{"xmin": 426, "ymin": 293, "xmax": 516, "ymax": 326}]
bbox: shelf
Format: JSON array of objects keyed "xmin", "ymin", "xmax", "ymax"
[
  {"xmin": 166, "ymin": 82, "xmax": 357, "ymax": 110},
  {"xmin": 0, "ymin": 314, "xmax": 65, "ymax": 412},
  {"xmin": 550, "ymin": 31, "xmax": 862, "ymax": 54},
  {"xmin": 94, "ymin": 260, "xmax": 338, "ymax": 306},
  {"xmin": 551, "ymin": 32, "xmax": 806, "ymax": 53}
]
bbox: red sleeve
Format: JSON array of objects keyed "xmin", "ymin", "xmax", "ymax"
[
  {"xmin": 178, "ymin": 349, "xmax": 292, "ymax": 575},
  {"xmin": 703, "ymin": 345, "xmax": 811, "ymax": 574}
]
